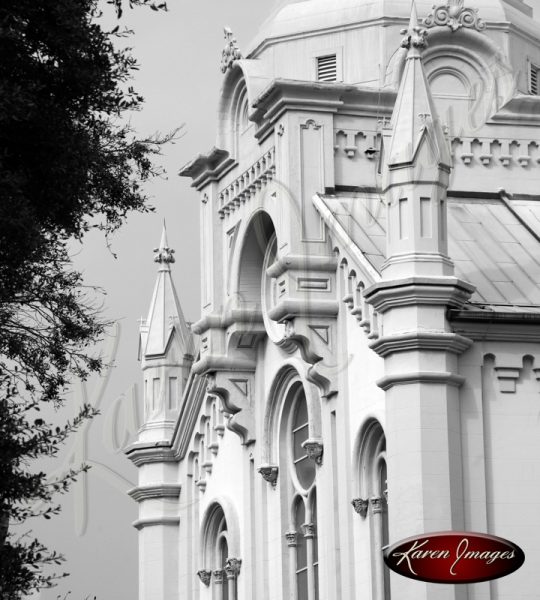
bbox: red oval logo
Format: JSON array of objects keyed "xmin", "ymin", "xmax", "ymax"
[{"xmin": 384, "ymin": 531, "xmax": 525, "ymax": 584}]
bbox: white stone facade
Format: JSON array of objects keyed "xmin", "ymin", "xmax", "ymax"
[{"xmin": 126, "ymin": 1, "xmax": 540, "ymax": 599}]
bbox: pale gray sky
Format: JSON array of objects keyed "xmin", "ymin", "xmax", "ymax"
[{"xmin": 30, "ymin": 1, "xmax": 540, "ymax": 599}]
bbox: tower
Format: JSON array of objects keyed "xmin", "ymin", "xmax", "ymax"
[
  {"xmin": 364, "ymin": 7, "xmax": 475, "ymax": 599},
  {"xmin": 127, "ymin": 224, "xmax": 194, "ymax": 600}
]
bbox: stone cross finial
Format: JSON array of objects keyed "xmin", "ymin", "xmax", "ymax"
[{"xmin": 221, "ymin": 26, "xmax": 242, "ymax": 73}]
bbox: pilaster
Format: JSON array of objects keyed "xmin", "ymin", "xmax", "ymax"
[{"xmin": 364, "ymin": 8, "xmax": 475, "ymax": 600}]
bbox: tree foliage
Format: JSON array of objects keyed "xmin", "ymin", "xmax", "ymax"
[{"xmin": 0, "ymin": 0, "xmax": 171, "ymax": 596}]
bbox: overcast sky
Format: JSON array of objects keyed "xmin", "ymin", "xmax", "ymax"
[{"xmin": 30, "ymin": 1, "xmax": 540, "ymax": 599}]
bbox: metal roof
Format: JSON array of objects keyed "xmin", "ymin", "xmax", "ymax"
[{"xmin": 316, "ymin": 193, "xmax": 540, "ymax": 308}]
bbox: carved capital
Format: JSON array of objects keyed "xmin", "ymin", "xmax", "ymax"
[
  {"xmin": 258, "ymin": 464, "xmax": 278, "ymax": 486},
  {"xmin": 197, "ymin": 570, "xmax": 212, "ymax": 586},
  {"xmin": 285, "ymin": 531, "xmax": 297, "ymax": 547},
  {"xmin": 370, "ymin": 497, "xmax": 383, "ymax": 515},
  {"xmin": 225, "ymin": 557, "xmax": 242, "ymax": 579},
  {"xmin": 351, "ymin": 497, "xmax": 369, "ymax": 518},
  {"xmin": 302, "ymin": 439, "xmax": 323, "ymax": 465},
  {"xmin": 213, "ymin": 569, "xmax": 226, "ymax": 584},
  {"xmin": 302, "ymin": 522, "xmax": 316, "ymax": 538}
]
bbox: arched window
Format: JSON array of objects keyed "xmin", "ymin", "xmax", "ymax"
[
  {"xmin": 355, "ymin": 420, "xmax": 389, "ymax": 600},
  {"xmin": 199, "ymin": 504, "xmax": 241, "ymax": 599},
  {"xmin": 283, "ymin": 384, "xmax": 320, "ymax": 600}
]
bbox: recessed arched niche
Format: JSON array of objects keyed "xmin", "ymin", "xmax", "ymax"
[
  {"xmin": 428, "ymin": 67, "xmax": 473, "ymax": 136},
  {"xmin": 232, "ymin": 210, "xmax": 276, "ymax": 313}
]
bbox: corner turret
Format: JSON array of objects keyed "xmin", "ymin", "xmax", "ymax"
[
  {"xmin": 381, "ymin": 3, "xmax": 453, "ymax": 279},
  {"xmin": 138, "ymin": 223, "xmax": 194, "ymax": 443}
]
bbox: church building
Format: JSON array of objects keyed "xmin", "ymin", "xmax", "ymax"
[{"xmin": 126, "ymin": 1, "xmax": 540, "ymax": 599}]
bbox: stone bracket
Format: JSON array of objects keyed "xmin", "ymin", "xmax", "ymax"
[{"xmin": 207, "ymin": 371, "xmax": 255, "ymax": 444}]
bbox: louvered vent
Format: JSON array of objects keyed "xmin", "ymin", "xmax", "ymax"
[
  {"xmin": 317, "ymin": 54, "xmax": 337, "ymax": 82},
  {"xmin": 530, "ymin": 64, "xmax": 539, "ymax": 95}
]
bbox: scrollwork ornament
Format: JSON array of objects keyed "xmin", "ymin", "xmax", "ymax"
[{"xmin": 424, "ymin": 0, "xmax": 486, "ymax": 32}]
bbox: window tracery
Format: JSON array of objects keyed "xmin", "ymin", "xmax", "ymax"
[
  {"xmin": 281, "ymin": 383, "xmax": 320, "ymax": 600},
  {"xmin": 200, "ymin": 504, "xmax": 241, "ymax": 599}
]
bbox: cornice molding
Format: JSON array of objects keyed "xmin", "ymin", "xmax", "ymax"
[
  {"xmin": 124, "ymin": 441, "xmax": 176, "ymax": 467},
  {"xmin": 127, "ymin": 483, "xmax": 182, "ymax": 503},
  {"xmin": 449, "ymin": 312, "xmax": 540, "ymax": 341},
  {"xmin": 364, "ymin": 276, "xmax": 475, "ymax": 313},
  {"xmin": 179, "ymin": 147, "xmax": 237, "ymax": 191},
  {"xmin": 251, "ymin": 80, "xmax": 395, "ymax": 142}
]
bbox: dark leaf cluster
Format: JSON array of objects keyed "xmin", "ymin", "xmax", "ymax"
[{"xmin": 0, "ymin": 0, "xmax": 170, "ymax": 597}]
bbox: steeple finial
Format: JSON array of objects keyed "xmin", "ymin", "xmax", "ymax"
[
  {"xmin": 400, "ymin": 2, "xmax": 428, "ymax": 54},
  {"xmin": 384, "ymin": 1, "xmax": 450, "ymax": 171},
  {"xmin": 153, "ymin": 221, "xmax": 175, "ymax": 268}
]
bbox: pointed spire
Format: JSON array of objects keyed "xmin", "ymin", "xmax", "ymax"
[
  {"xmin": 141, "ymin": 223, "xmax": 193, "ymax": 359},
  {"xmin": 153, "ymin": 221, "xmax": 176, "ymax": 270},
  {"xmin": 384, "ymin": 1, "xmax": 450, "ymax": 173}
]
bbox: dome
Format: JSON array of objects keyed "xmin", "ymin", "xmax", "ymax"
[{"xmin": 247, "ymin": 0, "xmax": 534, "ymax": 56}]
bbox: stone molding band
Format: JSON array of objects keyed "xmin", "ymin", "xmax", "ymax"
[
  {"xmin": 128, "ymin": 483, "xmax": 182, "ymax": 502},
  {"xmin": 132, "ymin": 516, "xmax": 180, "ymax": 530},
  {"xmin": 377, "ymin": 371, "xmax": 466, "ymax": 391}
]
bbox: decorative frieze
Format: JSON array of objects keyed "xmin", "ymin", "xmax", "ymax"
[
  {"xmin": 453, "ymin": 137, "xmax": 540, "ymax": 168},
  {"xmin": 334, "ymin": 129, "xmax": 380, "ymax": 160},
  {"xmin": 258, "ymin": 464, "xmax": 279, "ymax": 486},
  {"xmin": 424, "ymin": 0, "xmax": 486, "ymax": 32},
  {"xmin": 351, "ymin": 497, "xmax": 369, "ymax": 518},
  {"xmin": 218, "ymin": 149, "xmax": 276, "ymax": 219},
  {"xmin": 197, "ymin": 570, "xmax": 212, "ymax": 586}
]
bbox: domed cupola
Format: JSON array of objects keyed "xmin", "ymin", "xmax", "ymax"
[{"xmin": 246, "ymin": 0, "xmax": 538, "ymax": 95}]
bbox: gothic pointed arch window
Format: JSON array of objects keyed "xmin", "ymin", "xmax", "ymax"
[
  {"xmin": 281, "ymin": 381, "xmax": 320, "ymax": 600},
  {"xmin": 355, "ymin": 419, "xmax": 389, "ymax": 600},
  {"xmin": 200, "ymin": 504, "xmax": 241, "ymax": 599}
]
